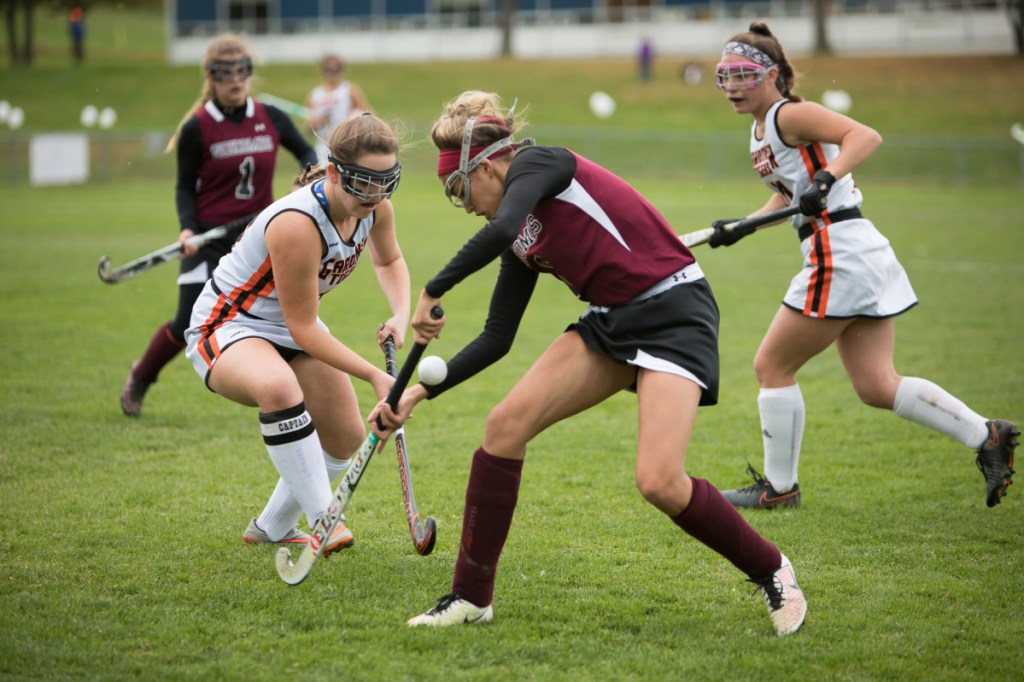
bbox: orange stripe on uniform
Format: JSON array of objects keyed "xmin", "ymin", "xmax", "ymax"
[
  {"xmin": 803, "ymin": 214, "xmax": 834, "ymax": 317},
  {"xmin": 197, "ymin": 293, "xmax": 238, "ymax": 368},
  {"xmin": 227, "ymin": 256, "xmax": 275, "ymax": 313}
]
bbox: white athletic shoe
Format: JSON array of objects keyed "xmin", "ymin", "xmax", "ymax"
[
  {"xmin": 407, "ymin": 593, "xmax": 493, "ymax": 627},
  {"xmin": 242, "ymin": 518, "xmax": 310, "ymax": 545},
  {"xmin": 751, "ymin": 554, "xmax": 807, "ymax": 636}
]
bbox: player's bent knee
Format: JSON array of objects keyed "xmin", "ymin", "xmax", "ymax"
[{"xmin": 635, "ymin": 471, "xmax": 684, "ymax": 512}]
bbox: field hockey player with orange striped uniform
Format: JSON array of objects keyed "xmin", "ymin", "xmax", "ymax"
[
  {"xmin": 184, "ymin": 113, "xmax": 409, "ymax": 552},
  {"xmin": 709, "ymin": 22, "xmax": 1018, "ymax": 510}
]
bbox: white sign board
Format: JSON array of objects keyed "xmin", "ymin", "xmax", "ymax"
[{"xmin": 30, "ymin": 133, "xmax": 90, "ymax": 186}]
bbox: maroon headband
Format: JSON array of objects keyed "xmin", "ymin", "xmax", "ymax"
[
  {"xmin": 435, "ymin": 116, "xmax": 511, "ymax": 176},
  {"xmin": 437, "ymin": 145, "xmax": 515, "ymax": 176}
]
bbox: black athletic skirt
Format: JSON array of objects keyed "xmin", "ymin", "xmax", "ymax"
[{"xmin": 570, "ymin": 277, "xmax": 720, "ymax": 406}]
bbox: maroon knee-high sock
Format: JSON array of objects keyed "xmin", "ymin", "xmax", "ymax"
[
  {"xmin": 671, "ymin": 476, "xmax": 781, "ymax": 580},
  {"xmin": 452, "ymin": 447, "xmax": 523, "ymax": 607},
  {"xmin": 134, "ymin": 323, "xmax": 185, "ymax": 383}
]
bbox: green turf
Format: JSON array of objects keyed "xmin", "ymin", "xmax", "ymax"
[{"xmin": 2, "ymin": 8, "xmax": 1024, "ymax": 682}]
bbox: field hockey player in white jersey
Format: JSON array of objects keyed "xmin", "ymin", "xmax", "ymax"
[
  {"xmin": 306, "ymin": 54, "xmax": 371, "ymax": 163},
  {"xmin": 184, "ymin": 113, "xmax": 409, "ymax": 551},
  {"xmin": 708, "ymin": 22, "xmax": 1018, "ymax": 510}
]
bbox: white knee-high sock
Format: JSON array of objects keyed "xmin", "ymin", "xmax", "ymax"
[
  {"xmin": 256, "ymin": 450, "xmax": 351, "ymax": 540},
  {"xmin": 323, "ymin": 451, "xmax": 352, "ymax": 485},
  {"xmin": 893, "ymin": 377, "xmax": 988, "ymax": 448},
  {"xmin": 258, "ymin": 403, "xmax": 332, "ymax": 534},
  {"xmin": 759, "ymin": 385, "xmax": 805, "ymax": 493}
]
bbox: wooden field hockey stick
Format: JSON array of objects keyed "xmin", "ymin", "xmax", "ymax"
[
  {"xmin": 382, "ymin": 338, "xmax": 437, "ymax": 556},
  {"xmin": 275, "ymin": 306, "xmax": 443, "ymax": 585},
  {"xmin": 678, "ymin": 204, "xmax": 802, "ymax": 249},
  {"xmin": 97, "ymin": 212, "xmax": 257, "ymax": 284}
]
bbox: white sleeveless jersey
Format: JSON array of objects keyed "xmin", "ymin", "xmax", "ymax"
[
  {"xmin": 753, "ymin": 98, "xmax": 862, "ymax": 232},
  {"xmin": 309, "ymin": 82, "xmax": 354, "ymax": 138},
  {"xmin": 208, "ymin": 179, "xmax": 374, "ymax": 326}
]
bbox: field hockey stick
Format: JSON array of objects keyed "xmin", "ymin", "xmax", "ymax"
[
  {"xmin": 275, "ymin": 306, "xmax": 444, "ymax": 585},
  {"xmin": 678, "ymin": 204, "xmax": 802, "ymax": 249},
  {"xmin": 382, "ymin": 338, "xmax": 437, "ymax": 556},
  {"xmin": 255, "ymin": 93, "xmax": 313, "ymax": 120},
  {"xmin": 97, "ymin": 213, "xmax": 257, "ymax": 284}
]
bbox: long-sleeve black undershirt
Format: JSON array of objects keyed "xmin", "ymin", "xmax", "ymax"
[{"xmin": 421, "ymin": 146, "xmax": 577, "ymax": 398}]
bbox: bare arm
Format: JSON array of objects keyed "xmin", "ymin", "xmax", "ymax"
[
  {"xmin": 366, "ymin": 200, "xmax": 410, "ymax": 348},
  {"xmin": 778, "ymin": 100, "xmax": 883, "ymax": 180},
  {"xmin": 265, "ymin": 212, "xmax": 392, "ymax": 400},
  {"xmin": 350, "ymin": 83, "xmax": 371, "ymax": 114}
]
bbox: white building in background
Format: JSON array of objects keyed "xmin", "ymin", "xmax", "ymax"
[{"xmin": 165, "ymin": 0, "xmax": 1018, "ymax": 64}]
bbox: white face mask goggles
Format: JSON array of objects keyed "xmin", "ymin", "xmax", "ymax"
[
  {"xmin": 715, "ymin": 61, "xmax": 772, "ymax": 91},
  {"xmin": 329, "ymin": 156, "xmax": 402, "ymax": 201}
]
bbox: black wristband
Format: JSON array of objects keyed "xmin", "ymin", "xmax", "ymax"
[{"xmin": 814, "ymin": 169, "xmax": 836, "ymax": 191}]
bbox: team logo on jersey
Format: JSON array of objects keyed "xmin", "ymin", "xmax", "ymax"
[
  {"xmin": 751, "ymin": 144, "xmax": 779, "ymax": 178},
  {"xmin": 210, "ymin": 135, "xmax": 274, "ymax": 159},
  {"xmin": 254, "ymin": 123, "xmax": 266, "ymax": 132},
  {"xmin": 512, "ymin": 215, "xmax": 543, "ymax": 263}
]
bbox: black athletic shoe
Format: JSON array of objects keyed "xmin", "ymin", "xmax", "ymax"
[
  {"xmin": 721, "ymin": 464, "xmax": 801, "ymax": 509},
  {"xmin": 976, "ymin": 419, "xmax": 1019, "ymax": 507},
  {"xmin": 120, "ymin": 362, "xmax": 151, "ymax": 417}
]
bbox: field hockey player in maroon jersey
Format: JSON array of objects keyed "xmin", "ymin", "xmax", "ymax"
[
  {"xmin": 120, "ymin": 33, "xmax": 318, "ymax": 417},
  {"xmin": 371, "ymin": 91, "xmax": 807, "ymax": 636}
]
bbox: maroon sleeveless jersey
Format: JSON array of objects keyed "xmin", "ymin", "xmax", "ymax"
[
  {"xmin": 512, "ymin": 152, "xmax": 694, "ymax": 306},
  {"xmin": 194, "ymin": 98, "xmax": 280, "ymax": 226}
]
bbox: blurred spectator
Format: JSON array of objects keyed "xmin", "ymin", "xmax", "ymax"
[
  {"xmin": 306, "ymin": 54, "xmax": 372, "ymax": 163},
  {"xmin": 68, "ymin": 4, "xmax": 85, "ymax": 64},
  {"xmin": 637, "ymin": 37, "xmax": 653, "ymax": 81}
]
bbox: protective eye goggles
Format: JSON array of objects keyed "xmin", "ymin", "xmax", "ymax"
[
  {"xmin": 443, "ymin": 115, "xmax": 517, "ymax": 209},
  {"xmin": 209, "ymin": 57, "xmax": 254, "ymax": 83},
  {"xmin": 329, "ymin": 157, "xmax": 402, "ymax": 201},
  {"xmin": 715, "ymin": 61, "xmax": 770, "ymax": 90}
]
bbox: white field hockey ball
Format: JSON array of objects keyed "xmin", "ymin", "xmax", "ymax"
[
  {"xmin": 80, "ymin": 105, "xmax": 98, "ymax": 127},
  {"xmin": 417, "ymin": 355, "xmax": 448, "ymax": 386},
  {"xmin": 588, "ymin": 91, "xmax": 616, "ymax": 119},
  {"xmin": 98, "ymin": 107, "xmax": 117, "ymax": 129}
]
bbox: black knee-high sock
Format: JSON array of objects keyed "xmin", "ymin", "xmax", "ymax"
[{"xmin": 452, "ymin": 447, "xmax": 523, "ymax": 607}]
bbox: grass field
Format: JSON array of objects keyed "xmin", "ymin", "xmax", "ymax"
[{"xmin": 2, "ymin": 8, "xmax": 1024, "ymax": 682}]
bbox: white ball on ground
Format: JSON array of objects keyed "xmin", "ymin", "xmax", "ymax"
[
  {"xmin": 7, "ymin": 106, "xmax": 24, "ymax": 129},
  {"xmin": 822, "ymin": 89, "xmax": 852, "ymax": 113},
  {"xmin": 98, "ymin": 107, "xmax": 117, "ymax": 129},
  {"xmin": 588, "ymin": 91, "xmax": 616, "ymax": 119},
  {"xmin": 418, "ymin": 355, "xmax": 448, "ymax": 386},
  {"xmin": 80, "ymin": 105, "xmax": 98, "ymax": 127}
]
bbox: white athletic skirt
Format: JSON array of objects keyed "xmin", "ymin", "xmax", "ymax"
[
  {"xmin": 783, "ymin": 217, "xmax": 917, "ymax": 319},
  {"xmin": 184, "ymin": 280, "xmax": 327, "ymax": 387}
]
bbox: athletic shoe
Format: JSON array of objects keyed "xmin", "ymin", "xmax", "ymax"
[
  {"xmin": 320, "ymin": 521, "xmax": 355, "ymax": 557},
  {"xmin": 407, "ymin": 593, "xmax": 493, "ymax": 627},
  {"xmin": 721, "ymin": 464, "xmax": 801, "ymax": 509},
  {"xmin": 120, "ymin": 362, "xmax": 151, "ymax": 417},
  {"xmin": 750, "ymin": 554, "xmax": 807, "ymax": 637},
  {"xmin": 976, "ymin": 419, "xmax": 1019, "ymax": 507},
  {"xmin": 243, "ymin": 518, "xmax": 310, "ymax": 545},
  {"xmin": 242, "ymin": 518, "xmax": 354, "ymax": 553}
]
